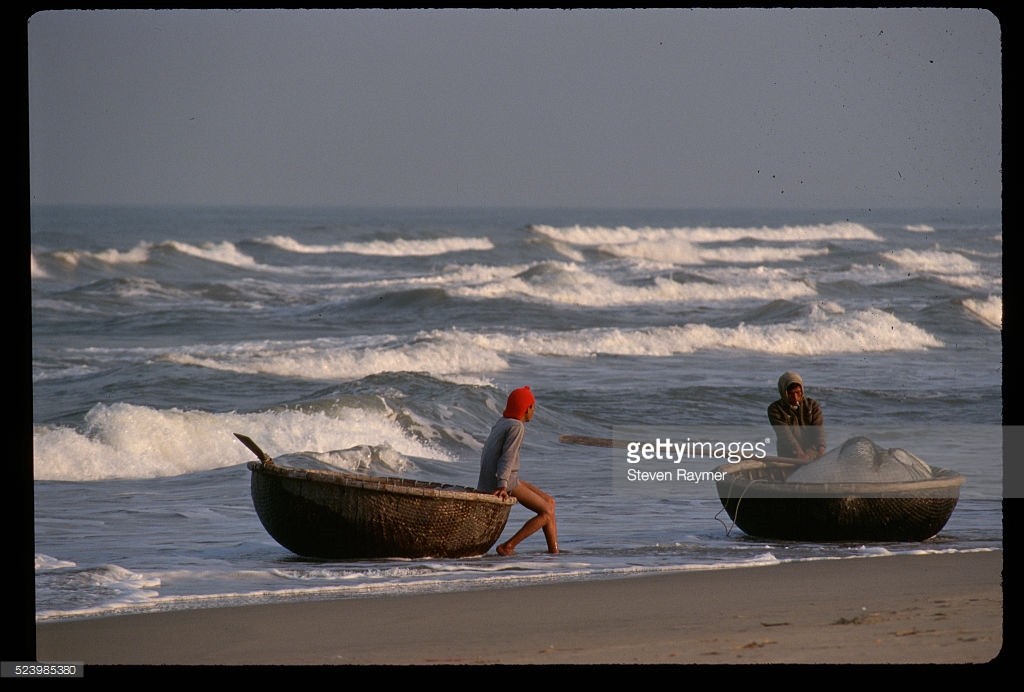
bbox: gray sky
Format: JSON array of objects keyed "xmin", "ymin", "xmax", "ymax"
[{"xmin": 27, "ymin": 8, "xmax": 1002, "ymax": 210}]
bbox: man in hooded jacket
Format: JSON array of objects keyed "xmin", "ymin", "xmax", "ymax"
[{"xmin": 767, "ymin": 371, "xmax": 826, "ymax": 460}]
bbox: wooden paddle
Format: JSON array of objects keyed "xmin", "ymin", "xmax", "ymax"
[
  {"xmin": 558, "ymin": 434, "xmax": 627, "ymax": 448},
  {"xmin": 558, "ymin": 434, "xmax": 816, "ymax": 465},
  {"xmin": 234, "ymin": 433, "xmax": 274, "ymax": 465}
]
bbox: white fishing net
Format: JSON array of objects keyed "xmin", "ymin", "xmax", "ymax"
[{"xmin": 785, "ymin": 436, "xmax": 935, "ymax": 484}]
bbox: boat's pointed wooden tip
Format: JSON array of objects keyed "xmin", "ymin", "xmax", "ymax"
[{"xmin": 234, "ymin": 433, "xmax": 273, "ymax": 464}]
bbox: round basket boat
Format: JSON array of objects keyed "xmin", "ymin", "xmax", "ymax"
[
  {"xmin": 248, "ymin": 461, "xmax": 516, "ymax": 559},
  {"xmin": 714, "ymin": 458, "xmax": 965, "ymax": 542}
]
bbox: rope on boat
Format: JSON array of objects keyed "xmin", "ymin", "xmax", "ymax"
[{"xmin": 715, "ymin": 475, "xmax": 773, "ymax": 537}]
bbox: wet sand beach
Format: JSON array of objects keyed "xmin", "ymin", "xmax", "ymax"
[{"xmin": 35, "ymin": 550, "xmax": 1004, "ymax": 668}]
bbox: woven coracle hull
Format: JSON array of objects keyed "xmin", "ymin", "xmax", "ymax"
[
  {"xmin": 248, "ymin": 462, "xmax": 515, "ymax": 559},
  {"xmin": 714, "ymin": 459, "xmax": 964, "ymax": 542}
]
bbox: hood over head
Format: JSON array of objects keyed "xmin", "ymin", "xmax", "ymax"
[
  {"xmin": 777, "ymin": 371, "xmax": 804, "ymax": 398},
  {"xmin": 503, "ymin": 386, "xmax": 536, "ymax": 419}
]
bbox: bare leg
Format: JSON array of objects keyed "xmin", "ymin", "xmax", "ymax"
[{"xmin": 498, "ymin": 480, "xmax": 558, "ymax": 555}]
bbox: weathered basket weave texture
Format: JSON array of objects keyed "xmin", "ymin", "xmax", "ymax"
[{"xmin": 249, "ymin": 462, "xmax": 515, "ymax": 559}]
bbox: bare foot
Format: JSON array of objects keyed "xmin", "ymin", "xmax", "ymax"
[{"xmin": 496, "ymin": 542, "xmax": 514, "ymax": 556}]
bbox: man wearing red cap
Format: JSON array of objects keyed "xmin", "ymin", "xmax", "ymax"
[{"xmin": 477, "ymin": 386, "xmax": 559, "ymax": 555}]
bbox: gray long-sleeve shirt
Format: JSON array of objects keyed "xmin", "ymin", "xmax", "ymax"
[{"xmin": 477, "ymin": 417, "xmax": 525, "ymax": 492}]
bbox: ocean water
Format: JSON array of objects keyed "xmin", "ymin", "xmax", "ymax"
[{"xmin": 30, "ymin": 205, "xmax": 1003, "ymax": 623}]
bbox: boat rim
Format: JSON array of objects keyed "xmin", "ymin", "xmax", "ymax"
[
  {"xmin": 714, "ymin": 458, "xmax": 965, "ymax": 496},
  {"xmin": 247, "ymin": 461, "xmax": 517, "ymax": 505}
]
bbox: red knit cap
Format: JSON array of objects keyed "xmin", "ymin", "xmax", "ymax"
[{"xmin": 503, "ymin": 386, "xmax": 535, "ymax": 419}]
